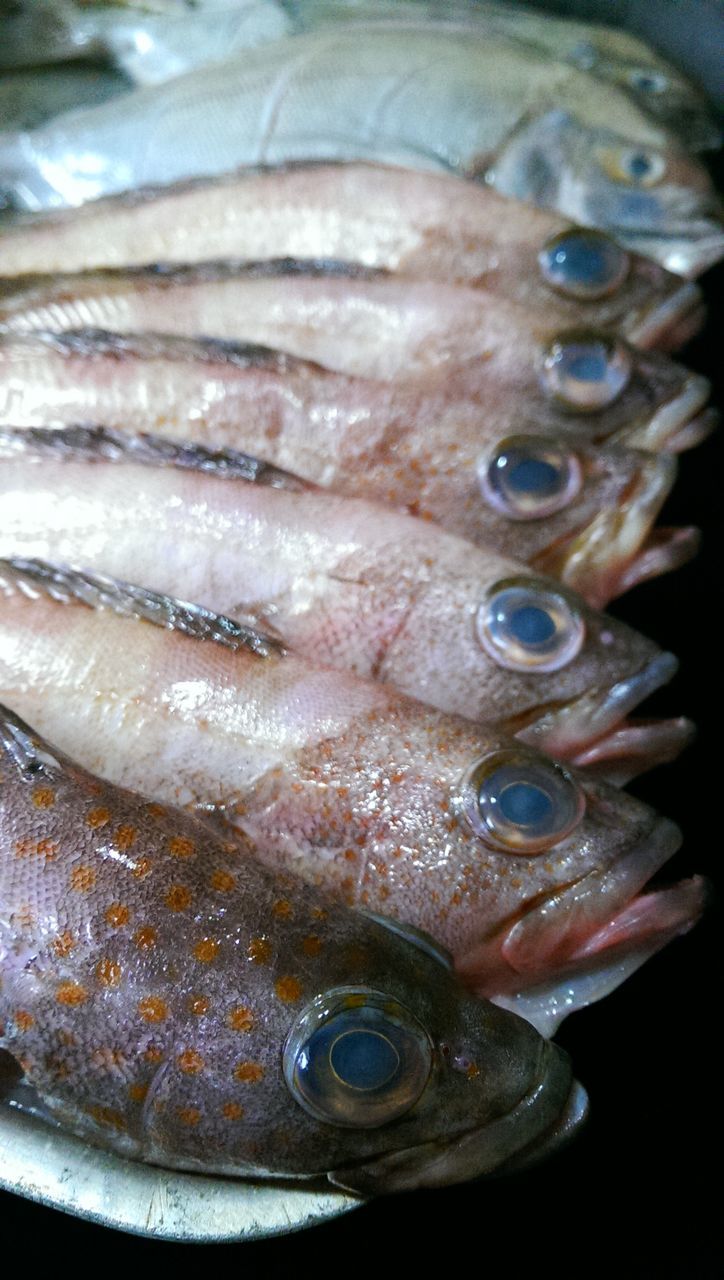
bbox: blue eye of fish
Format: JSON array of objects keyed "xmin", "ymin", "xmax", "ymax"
[
  {"xmin": 628, "ymin": 69, "xmax": 669, "ymax": 95},
  {"xmin": 480, "ymin": 435, "xmax": 582, "ymax": 520},
  {"xmin": 476, "ymin": 578, "xmax": 585, "ymax": 672},
  {"xmin": 538, "ymin": 229, "xmax": 629, "ymax": 300},
  {"xmin": 283, "ymin": 989, "xmax": 432, "ymax": 1128},
  {"xmin": 461, "ymin": 751, "xmax": 585, "ymax": 854},
  {"xmin": 540, "ymin": 330, "xmax": 632, "ymax": 412}
]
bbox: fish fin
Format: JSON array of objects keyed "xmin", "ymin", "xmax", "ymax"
[
  {"xmin": 0, "ymin": 423, "xmax": 312, "ymax": 491},
  {"xmin": 0, "ymin": 702, "xmax": 67, "ymax": 782},
  {"xmin": 0, "ymin": 558, "xmax": 284, "ymax": 659}
]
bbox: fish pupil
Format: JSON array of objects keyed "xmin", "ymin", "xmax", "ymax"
[
  {"xmin": 629, "ymin": 152, "xmax": 653, "ymax": 179},
  {"xmin": 498, "ymin": 781, "xmax": 554, "ymax": 828},
  {"xmin": 329, "ymin": 1029, "xmax": 400, "ymax": 1091},
  {"xmin": 506, "ymin": 455, "xmax": 562, "ymax": 498},
  {"xmin": 564, "ymin": 345, "xmax": 608, "ymax": 384},
  {"xmin": 552, "ymin": 237, "xmax": 611, "ymax": 287},
  {"xmin": 507, "ymin": 604, "xmax": 557, "ymax": 646}
]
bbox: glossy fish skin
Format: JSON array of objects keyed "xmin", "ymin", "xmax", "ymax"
[
  {"xmin": 0, "ymin": 164, "xmax": 703, "ymax": 350},
  {"xmin": 0, "ymin": 28, "xmax": 720, "ymax": 275},
  {"xmin": 0, "ymin": 703, "xmax": 583, "ymax": 1191},
  {"xmin": 0, "ymin": 572, "xmax": 702, "ymax": 1031},
  {"xmin": 0, "ymin": 267, "xmax": 710, "ymax": 453},
  {"xmin": 0, "ymin": 65, "xmax": 132, "ymax": 133}
]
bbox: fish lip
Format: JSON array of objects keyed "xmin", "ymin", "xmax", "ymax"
[
  {"xmin": 493, "ymin": 1078, "xmax": 589, "ymax": 1175},
  {"xmin": 532, "ymin": 450, "xmax": 678, "ymax": 607},
  {"xmin": 610, "ymin": 372, "xmax": 711, "ymax": 451},
  {"xmin": 619, "ymin": 225, "xmax": 724, "ymax": 280},
  {"xmin": 626, "ymin": 279, "xmax": 704, "ymax": 350},
  {"xmin": 515, "ymin": 651, "xmax": 679, "ymax": 761}
]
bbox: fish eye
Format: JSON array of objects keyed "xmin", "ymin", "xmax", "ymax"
[
  {"xmin": 283, "ymin": 988, "xmax": 433, "ymax": 1128},
  {"xmin": 538, "ymin": 229, "xmax": 630, "ymax": 300},
  {"xmin": 627, "ymin": 69, "xmax": 670, "ymax": 95},
  {"xmin": 461, "ymin": 750, "xmax": 586, "ymax": 854},
  {"xmin": 596, "ymin": 146, "xmax": 667, "ymax": 188},
  {"xmin": 476, "ymin": 577, "xmax": 585, "ymax": 672},
  {"xmin": 480, "ymin": 435, "xmax": 583, "ymax": 520},
  {"xmin": 539, "ymin": 329, "xmax": 632, "ymax": 412}
]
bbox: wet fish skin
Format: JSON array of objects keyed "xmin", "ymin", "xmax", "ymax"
[
  {"xmin": 0, "ymin": 64, "xmax": 132, "ymax": 133},
  {"xmin": 0, "ymin": 28, "xmax": 719, "ymax": 275},
  {"xmin": 0, "ymin": 266, "xmax": 709, "ymax": 451},
  {"xmin": 0, "ymin": 567, "xmax": 700, "ymax": 1030},
  {"xmin": 0, "ymin": 701, "xmax": 583, "ymax": 1190},
  {"xmin": 0, "ymin": 164, "xmax": 703, "ymax": 350}
]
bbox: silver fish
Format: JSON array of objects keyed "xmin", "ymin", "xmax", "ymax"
[
  {"xmin": 0, "ymin": 701, "xmax": 588, "ymax": 1193},
  {"xmin": 0, "ymin": 559, "xmax": 703, "ymax": 1031},
  {"xmin": 0, "ymin": 27, "xmax": 720, "ymax": 274},
  {"xmin": 0, "ymin": 163, "xmax": 704, "ymax": 349}
]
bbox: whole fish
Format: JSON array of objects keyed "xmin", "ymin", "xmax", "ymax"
[
  {"xmin": 0, "ymin": 164, "xmax": 704, "ymax": 351},
  {"xmin": 0, "ymin": 425, "xmax": 697, "ymax": 625},
  {"xmin": 0, "ymin": 559, "xmax": 702, "ymax": 1033},
  {"xmin": 293, "ymin": 1, "xmax": 722, "ymax": 152},
  {"xmin": 0, "ymin": 701, "xmax": 589, "ymax": 1191},
  {"xmin": 0, "ymin": 266, "xmax": 711, "ymax": 453},
  {"xmin": 0, "ymin": 65, "xmax": 132, "ymax": 133},
  {"xmin": 0, "ymin": 28, "xmax": 720, "ymax": 274}
]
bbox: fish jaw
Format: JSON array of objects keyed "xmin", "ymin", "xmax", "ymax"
[
  {"xmin": 458, "ymin": 816, "xmax": 705, "ymax": 1034},
  {"xmin": 532, "ymin": 450, "xmax": 696, "ymax": 608},
  {"xmin": 611, "ymin": 374, "xmax": 713, "ymax": 451},
  {"xmin": 626, "ymin": 278, "xmax": 706, "ymax": 351}
]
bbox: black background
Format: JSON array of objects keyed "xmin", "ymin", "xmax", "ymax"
[{"xmin": 0, "ymin": 5, "xmax": 721, "ymax": 1273}]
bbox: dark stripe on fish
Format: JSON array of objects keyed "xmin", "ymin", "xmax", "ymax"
[
  {"xmin": 0, "ymin": 424, "xmax": 312, "ymax": 490},
  {"xmin": 0, "ymin": 258, "xmax": 386, "ymax": 293},
  {"xmin": 0, "ymin": 558, "xmax": 284, "ymax": 659},
  {"xmin": 0, "ymin": 327, "xmax": 322, "ymax": 373}
]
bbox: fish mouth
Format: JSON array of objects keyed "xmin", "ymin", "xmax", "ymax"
[
  {"xmin": 627, "ymin": 279, "xmax": 706, "ymax": 352},
  {"xmin": 531, "ymin": 450, "xmax": 695, "ymax": 608},
  {"xmin": 619, "ymin": 221, "xmax": 724, "ymax": 280},
  {"xmin": 514, "ymin": 651, "xmax": 686, "ymax": 781},
  {"xmin": 328, "ymin": 1039, "xmax": 578, "ymax": 1194},
  {"xmin": 609, "ymin": 371, "xmax": 712, "ymax": 452},
  {"xmin": 461, "ymin": 817, "xmax": 706, "ymax": 1035}
]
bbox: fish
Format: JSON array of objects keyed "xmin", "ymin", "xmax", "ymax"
[
  {"xmin": 0, "ymin": 65, "xmax": 132, "ymax": 134},
  {"xmin": 0, "ymin": 559, "xmax": 703, "ymax": 1032},
  {"xmin": 0, "ymin": 423, "xmax": 698, "ymax": 625},
  {"xmin": 293, "ymin": 2, "xmax": 722, "ymax": 152},
  {"xmin": 0, "ymin": 700, "xmax": 590, "ymax": 1191},
  {"xmin": 0, "ymin": 266, "xmax": 712, "ymax": 455},
  {"xmin": 0, "ymin": 163, "xmax": 705, "ymax": 350},
  {"xmin": 0, "ymin": 28, "xmax": 720, "ymax": 274}
]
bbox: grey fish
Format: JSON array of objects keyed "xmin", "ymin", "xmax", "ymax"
[
  {"xmin": 0, "ymin": 27, "xmax": 720, "ymax": 274},
  {"xmin": 0, "ymin": 702, "xmax": 588, "ymax": 1192},
  {"xmin": 0, "ymin": 64, "xmax": 132, "ymax": 133}
]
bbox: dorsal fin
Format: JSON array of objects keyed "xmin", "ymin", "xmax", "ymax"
[
  {"xmin": 0, "ymin": 424, "xmax": 312, "ymax": 490},
  {"xmin": 0, "ymin": 559, "xmax": 284, "ymax": 659}
]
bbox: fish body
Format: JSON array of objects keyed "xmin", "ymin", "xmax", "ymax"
[
  {"xmin": 0, "ymin": 266, "xmax": 711, "ymax": 456},
  {"xmin": 0, "ymin": 702, "xmax": 585, "ymax": 1190},
  {"xmin": 0, "ymin": 28, "xmax": 720, "ymax": 274},
  {"xmin": 0, "ymin": 164, "xmax": 704, "ymax": 351},
  {"xmin": 0, "ymin": 560, "xmax": 702, "ymax": 1031}
]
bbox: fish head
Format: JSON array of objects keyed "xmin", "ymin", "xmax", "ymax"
[
  {"xmin": 0, "ymin": 703, "xmax": 585, "ymax": 1192},
  {"xmin": 475, "ymin": 435, "xmax": 690, "ymax": 605},
  {"xmin": 485, "ymin": 108, "xmax": 724, "ymax": 277}
]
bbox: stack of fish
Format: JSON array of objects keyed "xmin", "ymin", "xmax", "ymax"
[{"xmin": 0, "ymin": 0, "xmax": 720, "ymax": 1233}]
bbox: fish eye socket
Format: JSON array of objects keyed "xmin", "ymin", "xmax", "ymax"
[
  {"xmin": 597, "ymin": 145, "xmax": 667, "ymax": 188},
  {"xmin": 627, "ymin": 69, "xmax": 670, "ymax": 95},
  {"xmin": 461, "ymin": 750, "xmax": 586, "ymax": 854},
  {"xmin": 283, "ymin": 988, "xmax": 433, "ymax": 1128},
  {"xmin": 539, "ymin": 329, "xmax": 632, "ymax": 412},
  {"xmin": 480, "ymin": 435, "xmax": 582, "ymax": 520},
  {"xmin": 476, "ymin": 577, "xmax": 585, "ymax": 673},
  {"xmin": 538, "ymin": 229, "xmax": 630, "ymax": 300}
]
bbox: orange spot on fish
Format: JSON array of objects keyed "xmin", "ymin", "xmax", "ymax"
[
  {"xmin": 274, "ymin": 976, "xmax": 302, "ymax": 1004},
  {"xmin": 272, "ymin": 899, "xmax": 293, "ymax": 919},
  {"xmin": 14, "ymin": 1010, "xmax": 34, "ymax": 1031},
  {"xmin": 56, "ymin": 981, "xmax": 88, "ymax": 1006},
  {"xmin": 70, "ymin": 864, "xmax": 96, "ymax": 892},
  {"xmin": 87, "ymin": 1105, "xmax": 127, "ymax": 1131},
  {"xmin": 210, "ymin": 869, "xmax": 236, "ymax": 893},
  {"xmin": 466, "ymin": 1063, "xmax": 480, "ymax": 1080},
  {"xmin": 188, "ymin": 995, "xmax": 210, "ymax": 1016},
  {"xmin": 247, "ymin": 937, "xmax": 271, "ymax": 965},
  {"xmin": 128, "ymin": 1083, "xmax": 149, "ymax": 1103},
  {"xmin": 105, "ymin": 902, "xmax": 131, "ymax": 928},
  {"xmin": 233, "ymin": 1061, "xmax": 264, "ymax": 1084},
  {"xmin": 168, "ymin": 835, "xmax": 195, "ymax": 859},
  {"xmin": 227, "ymin": 1006, "xmax": 254, "ymax": 1032},
  {"xmin": 165, "ymin": 884, "xmax": 192, "ymax": 911},
  {"xmin": 194, "ymin": 938, "xmax": 220, "ymax": 964},
  {"xmin": 115, "ymin": 825, "xmax": 138, "ymax": 851},
  {"xmin": 178, "ymin": 1107, "xmax": 201, "ymax": 1127},
  {"xmin": 311, "ymin": 907, "xmax": 328, "ymax": 921},
  {"xmin": 32, "ymin": 787, "xmax": 55, "ymax": 809},
  {"xmin": 53, "ymin": 931, "xmax": 77, "ymax": 957},
  {"xmin": 344, "ymin": 849, "xmax": 358, "ymax": 862},
  {"xmin": 144, "ymin": 1044, "xmax": 164, "ymax": 1063},
  {"xmin": 96, "ymin": 958, "xmax": 122, "ymax": 988},
  {"xmin": 145, "ymin": 804, "xmax": 166, "ymax": 819},
  {"xmin": 301, "ymin": 935, "xmax": 322, "ymax": 957},
  {"xmin": 222, "ymin": 1102, "xmax": 244, "ymax": 1121},
  {"xmin": 138, "ymin": 996, "xmax": 168, "ymax": 1023},
  {"xmin": 86, "ymin": 806, "xmax": 111, "ymax": 829},
  {"xmin": 134, "ymin": 926, "xmax": 157, "ymax": 949},
  {"xmin": 177, "ymin": 1049, "xmax": 205, "ymax": 1075},
  {"xmin": 132, "ymin": 856, "xmax": 152, "ymax": 880}
]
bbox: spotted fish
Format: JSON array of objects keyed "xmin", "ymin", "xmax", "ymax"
[
  {"xmin": 0, "ymin": 701, "xmax": 591, "ymax": 1191},
  {"xmin": 0, "ymin": 164, "xmax": 704, "ymax": 351},
  {"xmin": 0, "ymin": 559, "xmax": 702, "ymax": 1030}
]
